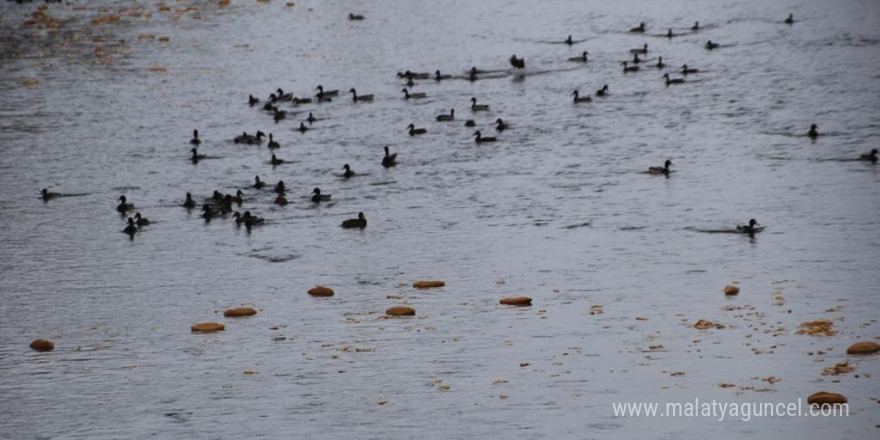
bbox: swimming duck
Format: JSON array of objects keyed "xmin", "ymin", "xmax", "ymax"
[
  {"xmin": 434, "ymin": 70, "xmax": 451, "ymax": 81},
  {"xmin": 201, "ymin": 203, "xmax": 217, "ymax": 222},
  {"xmin": 342, "ymin": 212, "xmax": 367, "ymax": 229},
  {"xmin": 270, "ymin": 154, "xmax": 284, "ymax": 166},
  {"xmin": 572, "ymin": 90, "xmax": 593, "ymax": 103},
  {"xmin": 784, "ymin": 13, "xmax": 794, "ymax": 24},
  {"xmin": 240, "ymin": 211, "xmax": 264, "ymax": 228},
  {"xmin": 316, "ymin": 94, "xmax": 333, "ymax": 103},
  {"xmin": 262, "ymin": 101, "xmax": 276, "ymax": 112},
  {"xmin": 569, "ymin": 51, "xmax": 589, "ymax": 62},
  {"xmin": 267, "ymin": 133, "xmax": 280, "ymax": 149},
  {"xmin": 630, "ymin": 22, "xmax": 646, "ymax": 33},
  {"xmin": 249, "ymin": 95, "xmax": 260, "ymax": 106},
  {"xmin": 655, "ymin": 57, "xmax": 665, "ymax": 69},
  {"xmin": 274, "ymin": 193, "xmax": 288, "ymax": 205},
  {"xmin": 681, "ymin": 64, "xmax": 699, "ymax": 74},
  {"xmin": 348, "ymin": 13, "xmax": 364, "ymax": 20},
  {"xmin": 311, "ymin": 187, "xmax": 331, "ymax": 203},
  {"xmin": 807, "ymin": 124, "xmax": 819, "ymax": 139},
  {"xmin": 470, "ymin": 97, "xmax": 489, "ymax": 112},
  {"xmin": 622, "ymin": 61, "xmax": 639, "ymax": 73},
  {"xmin": 860, "ymin": 149, "xmax": 878, "ymax": 162},
  {"xmin": 41, "ymin": 188, "xmax": 59, "ymax": 201},
  {"xmin": 117, "ymin": 195, "xmax": 134, "ymax": 213},
  {"xmin": 123, "ymin": 218, "xmax": 138, "ymax": 237},
  {"xmin": 191, "ymin": 147, "xmax": 206, "ymax": 163},
  {"xmin": 298, "ymin": 122, "xmax": 309, "ymax": 133},
  {"xmin": 349, "ymin": 88, "xmax": 374, "ymax": 102},
  {"xmin": 405, "ymin": 77, "xmax": 416, "ymax": 87},
  {"xmin": 397, "ymin": 71, "xmax": 430, "ymax": 80},
  {"xmin": 565, "ymin": 35, "xmax": 574, "ymax": 45},
  {"xmin": 183, "ymin": 192, "xmax": 196, "ymax": 209},
  {"xmin": 495, "ymin": 118, "xmax": 509, "ymax": 131},
  {"xmin": 691, "ymin": 21, "xmax": 699, "ymax": 31},
  {"xmin": 230, "ymin": 189, "xmax": 244, "ymax": 205},
  {"xmin": 254, "ymin": 175, "xmax": 266, "ymax": 189},
  {"xmin": 218, "ymin": 196, "xmax": 233, "ymax": 214},
  {"xmin": 212, "ymin": 190, "xmax": 224, "ymax": 201},
  {"xmin": 736, "ymin": 218, "xmax": 763, "ymax": 234},
  {"xmin": 596, "ymin": 85, "xmax": 609, "ymax": 97},
  {"xmin": 315, "ymin": 85, "xmax": 339, "ymax": 98},
  {"xmin": 667, "ymin": 28, "xmax": 674, "ymax": 38},
  {"xmin": 275, "ymin": 88, "xmax": 292, "ymax": 101},
  {"xmin": 648, "ymin": 159, "xmax": 672, "ymax": 175},
  {"xmin": 407, "ymin": 123, "xmax": 427, "ymax": 136},
  {"xmin": 509, "ymin": 55, "xmax": 525, "ymax": 69},
  {"xmin": 632, "ymin": 53, "xmax": 642, "ymax": 64},
  {"xmin": 343, "ymin": 163, "xmax": 355, "ymax": 178},
  {"xmin": 436, "ymin": 109, "xmax": 455, "ymax": 121},
  {"xmin": 662, "ymin": 73, "xmax": 685, "ymax": 85},
  {"xmin": 474, "ymin": 130, "xmax": 497, "ymax": 143},
  {"xmin": 293, "ymin": 96, "xmax": 312, "ymax": 105},
  {"xmin": 275, "ymin": 180, "xmax": 286, "ymax": 194},
  {"xmin": 232, "ymin": 211, "xmax": 245, "ymax": 226},
  {"xmin": 134, "ymin": 212, "xmax": 150, "ymax": 227},
  {"xmin": 307, "ymin": 112, "xmax": 316, "ymax": 124},
  {"xmin": 401, "ymin": 88, "xmax": 426, "ymax": 99},
  {"xmin": 234, "ymin": 131, "xmax": 265, "ymax": 144},
  {"xmin": 190, "ymin": 129, "xmax": 201, "ymax": 145},
  {"xmin": 273, "ymin": 108, "xmax": 287, "ymax": 122},
  {"xmin": 705, "ymin": 40, "xmax": 719, "ymax": 50},
  {"xmin": 382, "ymin": 146, "xmax": 398, "ymax": 168},
  {"xmin": 464, "ymin": 120, "xmax": 476, "ymax": 127},
  {"xmin": 630, "ymin": 43, "xmax": 648, "ymax": 54}
]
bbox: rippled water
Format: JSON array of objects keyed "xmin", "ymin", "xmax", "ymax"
[{"xmin": 1, "ymin": 0, "xmax": 879, "ymax": 438}]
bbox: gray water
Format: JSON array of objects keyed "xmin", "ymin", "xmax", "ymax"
[{"xmin": 1, "ymin": 0, "xmax": 879, "ymax": 438}]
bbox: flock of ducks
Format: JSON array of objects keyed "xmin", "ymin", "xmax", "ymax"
[{"xmin": 37, "ymin": 12, "xmax": 878, "ymax": 239}]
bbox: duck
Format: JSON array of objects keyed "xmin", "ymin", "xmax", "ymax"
[
  {"xmin": 655, "ymin": 57, "xmax": 665, "ymax": 69},
  {"xmin": 273, "ymin": 108, "xmax": 287, "ymax": 122},
  {"xmin": 190, "ymin": 129, "xmax": 201, "ymax": 145},
  {"xmin": 348, "ymin": 13, "xmax": 364, "ymax": 20},
  {"xmin": 307, "ymin": 112, "xmax": 316, "ymax": 124},
  {"xmin": 123, "ymin": 218, "xmax": 138, "ymax": 237},
  {"xmin": 232, "ymin": 211, "xmax": 246, "ymax": 225},
  {"xmin": 342, "ymin": 212, "xmax": 367, "ymax": 229},
  {"xmin": 705, "ymin": 40, "xmax": 719, "ymax": 50},
  {"xmin": 509, "ymin": 54, "xmax": 525, "ymax": 69},
  {"xmin": 860, "ymin": 148, "xmax": 878, "ymax": 162},
  {"xmin": 568, "ymin": 51, "xmax": 589, "ymax": 62},
  {"xmin": 349, "ymin": 88, "xmax": 374, "ymax": 102},
  {"xmin": 667, "ymin": 28, "xmax": 674, "ymax": 38},
  {"xmin": 630, "ymin": 22, "xmax": 646, "ymax": 33},
  {"xmin": 134, "ymin": 212, "xmax": 150, "ymax": 227},
  {"xmin": 681, "ymin": 64, "xmax": 699, "ymax": 75},
  {"xmin": 218, "ymin": 196, "xmax": 233, "ymax": 214},
  {"xmin": 436, "ymin": 109, "xmax": 455, "ymax": 121},
  {"xmin": 691, "ymin": 21, "xmax": 699, "ymax": 31},
  {"xmin": 474, "ymin": 130, "xmax": 497, "ymax": 144},
  {"xmin": 784, "ymin": 13, "xmax": 794, "ymax": 24},
  {"xmin": 565, "ymin": 35, "xmax": 574, "ymax": 45},
  {"xmin": 596, "ymin": 85, "xmax": 609, "ymax": 97},
  {"xmin": 397, "ymin": 70, "xmax": 429, "ymax": 80},
  {"xmin": 293, "ymin": 96, "xmax": 312, "ymax": 105},
  {"xmin": 342, "ymin": 163, "xmax": 355, "ymax": 178},
  {"xmin": 248, "ymin": 94, "xmax": 260, "ymax": 106},
  {"xmin": 298, "ymin": 122, "xmax": 309, "ymax": 133},
  {"xmin": 316, "ymin": 94, "xmax": 333, "ymax": 103},
  {"xmin": 407, "ymin": 123, "xmax": 427, "ymax": 136},
  {"xmin": 253, "ymin": 175, "xmax": 266, "ymax": 189},
  {"xmin": 495, "ymin": 118, "xmax": 509, "ymax": 132},
  {"xmin": 41, "ymin": 188, "xmax": 59, "ymax": 201},
  {"xmin": 275, "ymin": 180, "xmax": 286, "ymax": 194},
  {"xmin": 311, "ymin": 187, "xmax": 331, "ymax": 203},
  {"xmin": 736, "ymin": 218, "xmax": 763, "ymax": 234},
  {"xmin": 267, "ymin": 133, "xmax": 280, "ymax": 149},
  {"xmin": 315, "ymin": 85, "xmax": 339, "ymax": 97},
  {"xmin": 464, "ymin": 120, "xmax": 476, "ymax": 127},
  {"xmin": 117, "ymin": 195, "xmax": 134, "ymax": 214},
  {"xmin": 807, "ymin": 124, "xmax": 819, "ymax": 139},
  {"xmin": 275, "ymin": 88, "xmax": 292, "ymax": 101},
  {"xmin": 212, "ymin": 190, "xmax": 224, "ymax": 201},
  {"xmin": 622, "ymin": 61, "xmax": 639, "ymax": 73},
  {"xmin": 201, "ymin": 203, "xmax": 217, "ymax": 221},
  {"xmin": 662, "ymin": 73, "xmax": 685, "ymax": 85},
  {"xmin": 632, "ymin": 53, "xmax": 642, "ymax": 64},
  {"xmin": 434, "ymin": 70, "xmax": 451, "ymax": 81},
  {"xmin": 262, "ymin": 101, "xmax": 276, "ymax": 112},
  {"xmin": 234, "ymin": 131, "xmax": 265, "ymax": 144},
  {"xmin": 630, "ymin": 43, "xmax": 648, "ymax": 54},
  {"xmin": 401, "ymin": 88, "xmax": 426, "ymax": 99},
  {"xmin": 270, "ymin": 154, "xmax": 284, "ymax": 166},
  {"xmin": 274, "ymin": 193, "xmax": 288, "ymax": 205},
  {"xmin": 191, "ymin": 147, "xmax": 206, "ymax": 163},
  {"xmin": 382, "ymin": 146, "xmax": 397, "ymax": 168},
  {"xmin": 405, "ymin": 77, "xmax": 416, "ymax": 87},
  {"xmin": 648, "ymin": 159, "xmax": 673, "ymax": 175},
  {"xmin": 572, "ymin": 90, "xmax": 593, "ymax": 103},
  {"xmin": 183, "ymin": 192, "xmax": 196, "ymax": 209},
  {"xmin": 230, "ymin": 189, "xmax": 244, "ymax": 205},
  {"xmin": 240, "ymin": 211, "xmax": 264, "ymax": 228},
  {"xmin": 470, "ymin": 97, "xmax": 489, "ymax": 112}
]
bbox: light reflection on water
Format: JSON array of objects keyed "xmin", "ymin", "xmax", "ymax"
[{"xmin": 1, "ymin": 0, "xmax": 879, "ymax": 438}]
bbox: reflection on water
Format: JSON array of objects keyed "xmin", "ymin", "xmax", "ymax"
[{"xmin": 1, "ymin": 0, "xmax": 879, "ymax": 439}]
